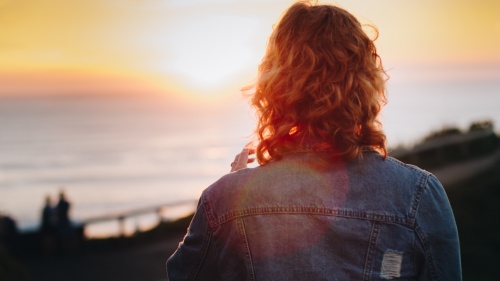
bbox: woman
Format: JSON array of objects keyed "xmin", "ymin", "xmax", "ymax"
[{"xmin": 167, "ymin": 1, "xmax": 461, "ymax": 280}]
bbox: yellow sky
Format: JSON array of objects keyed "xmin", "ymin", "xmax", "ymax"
[{"xmin": 1, "ymin": 0, "xmax": 499, "ymax": 99}]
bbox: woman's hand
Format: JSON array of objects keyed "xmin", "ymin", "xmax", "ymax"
[{"xmin": 230, "ymin": 144, "xmax": 255, "ymax": 172}]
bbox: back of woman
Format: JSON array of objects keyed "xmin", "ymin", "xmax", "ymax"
[
  {"xmin": 166, "ymin": 1, "xmax": 461, "ymax": 280},
  {"xmin": 168, "ymin": 151, "xmax": 460, "ymax": 280}
]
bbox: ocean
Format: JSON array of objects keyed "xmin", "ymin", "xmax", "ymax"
[{"xmin": 0, "ymin": 77, "xmax": 499, "ymax": 236}]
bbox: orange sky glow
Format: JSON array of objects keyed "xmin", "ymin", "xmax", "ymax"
[{"xmin": 1, "ymin": 0, "xmax": 499, "ymax": 100}]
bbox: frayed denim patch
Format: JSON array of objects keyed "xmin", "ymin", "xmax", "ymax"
[{"xmin": 380, "ymin": 250, "xmax": 403, "ymax": 279}]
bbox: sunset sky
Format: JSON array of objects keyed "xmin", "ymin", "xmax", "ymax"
[{"xmin": 1, "ymin": 0, "xmax": 499, "ymax": 100}]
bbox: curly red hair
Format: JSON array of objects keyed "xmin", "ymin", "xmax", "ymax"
[{"xmin": 249, "ymin": 1, "xmax": 387, "ymax": 165}]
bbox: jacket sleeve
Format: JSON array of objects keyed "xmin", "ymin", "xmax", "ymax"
[
  {"xmin": 166, "ymin": 199, "xmax": 215, "ymax": 281},
  {"xmin": 415, "ymin": 174, "xmax": 462, "ymax": 281}
]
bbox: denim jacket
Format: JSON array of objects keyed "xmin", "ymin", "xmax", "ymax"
[{"xmin": 167, "ymin": 151, "xmax": 461, "ymax": 280}]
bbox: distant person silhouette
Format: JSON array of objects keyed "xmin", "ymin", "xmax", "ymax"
[
  {"xmin": 41, "ymin": 195, "xmax": 57, "ymax": 232},
  {"xmin": 55, "ymin": 190, "xmax": 75, "ymax": 254},
  {"xmin": 56, "ymin": 190, "xmax": 71, "ymax": 228},
  {"xmin": 40, "ymin": 195, "xmax": 58, "ymax": 255}
]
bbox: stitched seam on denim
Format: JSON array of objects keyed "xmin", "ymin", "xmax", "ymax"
[
  {"xmin": 237, "ymin": 218, "xmax": 255, "ymax": 281},
  {"xmin": 189, "ymin": 226, "xmax": 212, "ymax": 281},
  {"xmin": 411, "ymin": 231, "xmax": 417, "ymax": 278},
  {"xmin": 408, "ymin": 172, "xmax": 428, "ymax": 225},
  {"xmin": 363, "ymin": 221, "xmax": 380, "ymax": 281},
  {"xmin": 414, "ymin": 223, "xmax": 439, "ymax": 281},
  {"xmin": 413, "ymin": 174, "xmax": 440, "ymax": 281},
  {"xmin": 202, "ymin": 194, "xmax": 218, "ymax": 230},
  {"xmin": 212, "ymin": 207, "xmax": 412, "ymax": 228},
  {"xmin": 384, "ymin": 157, "xmax": 431, "ymax": 226}
]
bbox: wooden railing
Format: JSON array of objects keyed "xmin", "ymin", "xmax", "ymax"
[
  {"xmin": 389, "ymin": 128, "xmax": 499, "ymax": 169},
  {"xmin": 80, "ymin": 199, "xmax": 198, "ymax": 237}
]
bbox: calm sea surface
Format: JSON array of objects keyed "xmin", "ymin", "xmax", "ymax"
[{"xmin": 1, "ymin": 78, "xmax": 499, "ymax": 236}]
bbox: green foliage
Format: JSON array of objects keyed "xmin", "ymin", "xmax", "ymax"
[
  {"xmin": 423, "ymin": 126, "xmax": 462, "ymax": 142},
  {"xmin": 469, "ymin": 120, "xmax": 493, "ymax": 132}
]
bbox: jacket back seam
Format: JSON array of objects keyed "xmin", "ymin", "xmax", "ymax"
[
  {"xmin": 189, "ymin": 227, "xmax": 212, "ymax": 281},
  {"xmin": 236, "ymin": 218, "xmax": 256, "ymax": 281},
  {"xmin": 414, "ymin": 223, "xmax": 440, "ymax": 281},
  {"xmin": 363, "ymin": 221, "xmax": 380, "ymax": 281},
  {"xmin": 209, "ymin": 208, "xmax": 413, "ymax": 229}
]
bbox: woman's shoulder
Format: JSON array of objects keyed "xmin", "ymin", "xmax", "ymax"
[
  {"xmin": 361, "ymin": 149, "xmax": 431, "ymax": 177},
  {"xmin": 201, "ymin": 165, "xmax": 260, "ymax": 202},
  {"xmin": 360, "ymin": 151, "xmax": 440, "ymax": 190},
  {"xmin": 384, "ymin": 155, "xmax": 431, "ymax": 176}
]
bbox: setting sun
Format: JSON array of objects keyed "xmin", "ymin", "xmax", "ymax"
[{"xmin": 160, "ymin": 14, "xmax": 260, "ymax": 90}]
